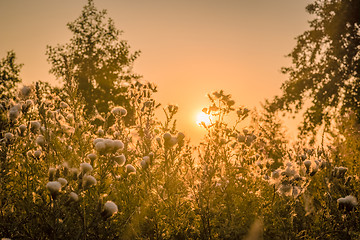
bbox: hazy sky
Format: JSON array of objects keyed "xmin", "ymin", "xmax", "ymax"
[{"xmin": 0, "ymin": 0, "xmax": 312, "ymax": 142}]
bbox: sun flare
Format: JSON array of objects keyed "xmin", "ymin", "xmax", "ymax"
[{"xmin": 196, "ymin": 111, "xmax": 211, "ymax": 127}]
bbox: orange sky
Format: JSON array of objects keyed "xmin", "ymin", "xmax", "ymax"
[{"xmin": 0, "ymin": 0, "xmax": 312, "ymax": 143}]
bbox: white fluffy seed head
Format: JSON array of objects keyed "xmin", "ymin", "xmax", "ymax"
[
  {"xmin": 95, "ymin": 141, "xmax": 106, "ymax": 152},
  {"xmin": 103, "ymin": 201, "xmax": 118, "ymax": 216},
  {"xmin": 19, "ymin": 124, "xmax": 27, "ymax": 133},
  {"xmin": 177, "ymin": 132, "xmax": 185, "ymax": 140},
  {"xmin": 303, "ymin": 160, "xmax": 312, "ymax": 170},
  {"xmin": 113, "ymin": 140, "xmax": 124, "ymax": 151},
  {"xmin": 5, "ymin": 132, "xmax": 14, "ymax": 141},
  {"xmin": 125, "ymin": 164, "xmax": 136, "ymax": 174},
  {"xmin": 140, "ymin": 159, "xmax": 148, "ymax": 169},
  {"xmin": 30, "ymin": 121, "xmax": 41, "ymax": 132},
  {"xmin": 93, "ymin": 138, "xmax": 104, "ymax": 145},
  {"xmin": 82, "ymin": 175, "xmax": 97, "ymax": 189},
  {"xmin": 80, "ymin": 163, "xmax": 93, "ymax": 174},
  {"xmin": 46, "ymin": 181, "xmax": 61, "ymax": 194},
  {"xmin": 163, "ymin": 132, "xmax": 172, "ymax": 142},
  {"xmin": 87, "ymin": 153, "xmax": 97, "ymax": 161},
  {"xmin": 34, "ymin": 150, "xmax": 42, "ymax": 158},
  {"xmin": 36, "ymin": 135, "xmax": 45, "ymax": 146},
  {"xmin": 111, "ymin": 106, "xmax": 127, "ymax": 117},
  {"xmin": 57, "ymin": 178, "xmax": 68, "ymax": 187},
  {"xmin": 9, "ymin": 104, "xmax": 21, "ymax": 121},
  {"xmin": 114, "ymin": 154, "xmax": 126, "ymax": 166},
  {"xmin": 104, "ymin": 139, "xmax": 115, "ymax": 151},
  {"xmin": 20, "ymin": 85, "xmax": 32, "ymax": 97},
  {"xmin": 143, "ymin": 156, "xmax": 150, "ymax": 164},
  {"xmin": 345, "ymin": 195, "xmax": 358, "ymax": 206},
  {"xmin": 69, "ymin": 192, "xmax": 79, "ymax": 202}
]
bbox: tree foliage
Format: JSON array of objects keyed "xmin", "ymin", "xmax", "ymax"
[
  {"xmin": 46, "ymin": 0, "xmax": 141, "ymax": 117},
  {"xmin": 272, "ymin": 0, "xmax": 360, "ymax": 136},
  {"xmin": 0, "ymin": 51, "xmax": 22, "ymax": 101}
]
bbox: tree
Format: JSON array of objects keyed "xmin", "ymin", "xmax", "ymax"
[
  {"xmin": 46, "ymin": 0, "xmax": 141, "ymax": 117},
  {"xmin": 0, "ymin": 51, "xmax": 22, "ymax": 101},
  {"xmin": 272, "ymin": 0, "xmax": 360, "ymax": 136}
]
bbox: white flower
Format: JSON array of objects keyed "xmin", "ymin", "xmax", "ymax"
[
  {"xmin": 143, "ymin": 156, "xmax": 150, "ymax": 164},
  {"xmin": 34, "ymin": 150, "xmax": 42, "ymax": 158},
  {"xmin": 93, "ymin": 138, "xmax": 104, "ymax": 145},
  {"xmin": 57, "ymin": 178, "xmax": 68, "ymax": 187},
  {"xmin": 177, "ymin": 132, "xmax": 185, "ymax": 140},
  {"xmin": 20, "ymin": 85, "xmax": 32, "ymax": 97},
  {"xmin": 113, "ymin": 140, "xmax": 124, "ymax": 151},
  {"xmin": 140, "ymin": 159, "xmax": 148, "ymax": 169},
  {"xmin": 69, "ymin": 192, "xmax": 79, "ymax": 202},
  {"xmin": 36, "ymin": 135, "xmax": 45, "ymax": 146},
  {"xmin": 9, "ymin": 104, "xmax": 21, "ymax": 121},
  {"xmin": 95, "ymin": 141, "xmax": 106, "ymax": 152},
  {"xmin": 4, "ymin": 132, "xmax": 14, "ymax": 141},
  {"xmin": 18, "ymin": 124, "xmax": 27, "ymax": 134},
  {"xmin": 80, "ymin": 163, "xmax": 93, "ymax": 174},
  {"xmin": 338, "ymin": 195, "xmax": 358, "ymax": 211},
  {"xmin": 104, "ymin": 138, "xmax": 115, "ymax": 151},
  {"xmin": 111, "ymin": 106, "xmax": 127, "ymax": 117},
  {"xmin": 87, "ymin": 153, "xmax": 97, "ymax": 161},
  {"xmin": 48, "ymin": 167, "xmax": 56, "ymax": 180},
  {"xmin": 125, "ymin": 164, "xmax": 136, "ymax": 174},
  {"xmin": 303, "ymin": 160, "xmax": 312, "ymax": 172},
  {"xmin": 70, "ymin": 168, "xmax": 79, "ymax": 180},
  {"xmin": 46, "ymin": 181, "xmax": 62, "ymax": 195},
  {"xmin": 102, "ymin": 201, "xmax": 118, "ymax": 219},
  {"xmin": 82, "ymin": 175, "xmax": 97, "ymax": 189},
  {"xmin": 30, "ymin": 121, "xmax": 41, "ymax": 133},
  {"xmin": 163, "ymin": 132, "xmax": 171, "ymax": 142},
  {"xmin": 113, "ymin": 154, "xmax": 126, "ymax": 166}
]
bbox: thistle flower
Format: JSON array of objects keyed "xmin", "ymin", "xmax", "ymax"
[
  {"xmin": 125, "ymin": 164, "xmax": 136, "ymax": 174},
  {"xmin": 4, "ymin": 132, "xmax": 14, "ymax": 141},
  {"xmin": 177, "ymin": 132, "xmax": 185, "ymax": 141},
  {"xmin": 101, "ymin": 201, "xmax": 118, "ymax": 219},
  {"xmin": 113, "ymin": 154, "xmax": 126, "ymax": 166},
  {"xmin": 20, "ymin": 85, "xmax": 32, "ymax": 97},
  {"xmin": 80, "ymin": 163, "xmax": 93, "ymax": 174},
  {"xmin": 70, "ymin": 168, "xmax": 79, "ymax": 180},
  {"xmin": 93, "ymin": 138, "xmax": 104, "ymax": 145},
  {"xmin": 18, "ymin": 124, "xmax": 27, "ymax": 135},
  {"xmin": 9, "ymin": 104, "xmax": 21, "ymax": 121},
  {"xmin": 113, "ymin": 140, "xmax": 124, "ymax": 151},
  {"xmin": 69, "ymin": 192, "xmax": 79, "ymax": 202},
  {"xmin": 49, "ymin": 167, "xmax": 56, "ymax": 181},
  {"xmin": 140, "ymin": 159, "xmax": 148, "ymax": 169},
  {"xmin": 337, "ymin": 195, "xmax": 358, "ymax": 211},
  {"xmin": 46, "ymin": 181, "xmax": 62, "ymax": 199},
  {"xmin": 163, "ymin": 132, "xmax": 171, "ymax": 142},
  {"xmin": 57, "ymin": 178, "xmax": 68, "ymax": 187},
  {"xmin": 303, "ymin": 160, "xmax": 311, "ymax": 171},
  {"xmin": 111, "ymin": 106, "xmax": 127, "ymax": 117},
  {"xmin": 87, "ymin": 153, "xmax": 97, "ymax": 161},
  {"xmin": 82, "ymin": 175, "xmax": 97, "ymax": 189},
  {"xmin": 34, "ymin": 150, "xmax": 42, "ymax": 158},
  {"xmin": 237, "ymin": 134, "xmax": 246, "ymax": 142},
  {"xmin": 95, "ymin": 141, "xmax": 106, "ymax": 152},
  {"xmin": 36, "ymin": 135, "xmax": 45, "ymax": 146},
  {"xmin": 30, "ymin": 121, "xmax": 41, "ymax": 133}
]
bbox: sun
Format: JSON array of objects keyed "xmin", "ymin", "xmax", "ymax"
[{"xmin": 196, "ymin": 111, "xmax": 212, "ymax": 127}]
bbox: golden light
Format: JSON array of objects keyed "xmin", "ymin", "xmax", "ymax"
[{"xmin": 196, "ymin": 111, "xmax": 211, "ymax": 127}]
